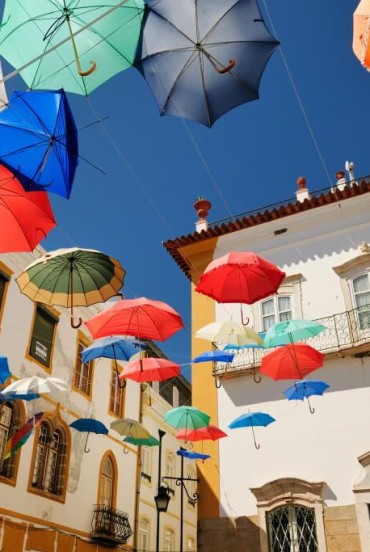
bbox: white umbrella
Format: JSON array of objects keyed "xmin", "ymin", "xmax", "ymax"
[
  {"xmin": 3, "ymin": 376, "xmax": 68, "ymax": 396},
  {"xmin": 195, "ymin": 321, "xmax": 263, "ymax": 346}
]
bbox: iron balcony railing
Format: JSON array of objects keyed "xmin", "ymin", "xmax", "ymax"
[
  {"xmin": 91, "ymin": 504, "xmax": 133, "ymax": 544},
  {"xmin": 213, "ymin": 305, "xmax": 370, "ymax": 378}
]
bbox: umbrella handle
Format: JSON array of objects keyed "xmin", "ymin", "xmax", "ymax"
[
  {"xmin": 240, "ymin": 305, "xmax": 249, "ymax": 326},
  {"xmin": 251, "ymin": 425, "xmax": 261, "ymax": 449},
  {"xmin": 215, "ymin": 379, "xmax": 222, "ymax": 389},
  {"xmin": 66, "ymin": 13, "xmax": 97, "ymax": 77},
  {"xmin": 71, "ymin": 316, "xmax": 83, "ymax": 329},
  {"xmin": 123, "ymin": 446, "xmax": 129, "ymax": 455},
  {"xmin": 215, "ymin": 59, "xmax": 236, "ymax": 74},
  {"xmin": 84, "ymin": 433, "xmax": 91, "ymax": 453},
  {"xmin": 253, "ymin": 371, "xmax": 262, "ymax": 384},
  {"xmin": 307, "ymin": 396, "xmax": 315, "ymax": 414}
]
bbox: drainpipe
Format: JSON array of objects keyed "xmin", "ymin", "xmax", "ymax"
[{"xmin": 132, "ymin": 383, "xmax": 146, "ymax": 551}]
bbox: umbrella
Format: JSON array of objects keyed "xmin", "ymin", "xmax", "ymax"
[
  {"xmin": 0, "ymin": 90, "xmax": 78, "ymax": 198},
  {"xmin": 0, "ymin": 0, "xmax": 145, "ymax": 96},
  {"xmin": 0, "ymin": 356, "xmax": 11, "ymax": 384},
  {"xmin": 2, "ymin": 376, "xmax": 68, "ymax": 396},
  {"xmin": 263, "ymin": 319, "xmax": 327, "ymax": 348},
  {"xmin": 16, "ymin": 247, "xmax": 125, "ymax": 328},
  {"xmin": 177, "ymin": 449, "xmax": 210, "ymax": 461},
  {"xmin": 195, "ymin": 321, "xmax": 263, "ymax": 347},
  {"xmin": 110, "ymin": 418, "xmax": 151, "ymax": 439},
  {"xmin": 0, "ymin": 391, "xmax": 40, "ymax": 402},
  {"xmin": 176, "ymin": 425, "xmax": 227, "ymax": 442},
  {"xmin": 228, "ymin": 411, "xmax": 275, "ymax": 449},
  {"xmin": 164, "ymin": 406, "xmax": 210, "ymax": 431},
  {"xmin": 123, "ymin": 435, "xmax": 160, "ymax": 446},
  {"xmin": 0, "ymin": 165, "xmax": 56, "ymax": 253},
  {"xmin": 137, "ymin": 0, "xmax": 279, "ymax": 127},
  {"xmin": 119, "ymin": 357, "xmax": 180, "ymax": 382},
  {"xmin": 192, "ymin": 351, "xmax": 235, "ymax": 363},
  {"xmin": 85, "ymin": 296, "xmax": 184, "ymax": 341},
  {"xmin": 260, "ymin": 343, "xmax": 324, "ymax": 380},
  {"xmin": 70, "ymin": 417, "xmax": 108, "ymax": 453},
  {"xmin": 353, "ymin": 0, "xmax": 370, "ymax": 69},
  {"xmin": 284, "ymin": 380, "xmax": 330, "ymax": 414},
  {"xmin": 4, "ymin": 412, "xmax": 44, "ymax": 459},
  {"xmin": 0, "ymin": 61, "xmax": 9, "ymax": 111}
]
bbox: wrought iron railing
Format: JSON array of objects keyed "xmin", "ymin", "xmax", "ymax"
[
  {"xmin": 213, "ymin": 305, "xmax": 370, "ymax": 377},
  {"xmin": 91, "ymin": 504, "xmax": 132, "ymax": 543}
]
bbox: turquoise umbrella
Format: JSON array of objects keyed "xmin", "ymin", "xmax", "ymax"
[
  {"xmin": 228, "ymin": 411, "xmax": 275, "ymax": 449},
  {"xmin": 164, "ymin": 406, "xmax": 210, "ymax": 431},
  {"xmin": 123, "ymin": 435, "xmax": 160, "ymax": 447},
  {"xmin": 263, "ymin": 319, "xmax": 327, "ymax": 348}
]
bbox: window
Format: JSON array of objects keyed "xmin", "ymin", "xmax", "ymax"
[
  {"xmin": 73, "ymin": 334, "xmax": 93, "ymax": 398},
  {"xmin": 28, "ymin": 305, "xmax": 58, "ymax": 369},
  {"xmin": 0, "ymin": 265, "xmax": 11, "ymax": 331},
  {"xmin": 0, "ymin": 402, "xmax": 22, "ymax": 482},
  {"xmin": 267, "ymin": 505, "xmax": 318, "ymax": 552},
  {"xmin": 30, "ymin": 420, "xmax": 68, "ymax": 500},
  {"xmin": 352, "ymin": 274, "xmax": 370, "ymax": 329},
  {"xmin": 164, "ymin": 528, "xmax": 175, "ymax": 551},
  {"xmin": 138, "ymin": 518, "xmax": 150, "ymax": 551},
  {"xmin": 261, "ymin": 296, "xmax": 292, "ymax": 331},
  {"xmin": 98, "ymin": 455, "xmax": 116, "ymax": 507},
  {"xmin": 141, "ymin": 447, "xmax": 152, "ymax": 482},
  {"xmin": 187, "ymin": 537, "xmax": 196, "ymax": 550},
  {"xmin": 109, "ymin": 364, "xmax": 125, "ymax": 417},
  {"xmin": 165, "ymin": 453, "xmax": 176, "ymax": 494},
  {"xmin": 187, "ymin": 467, "xmax": 197, "ymax": 507}
]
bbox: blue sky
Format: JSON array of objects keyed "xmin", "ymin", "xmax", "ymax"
[{"xmin": 1, "ymin": 1, "xmax": 368, "ymax": 380}]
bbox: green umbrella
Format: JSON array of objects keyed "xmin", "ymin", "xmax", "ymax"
[
  {"xmin": 164, "ymin": 406, "xmax": 210, "ymax": 431},
  {"xmin": 16, "ymin": 247, "xmax": 125, "ymax": 328},
  {"xmin": 263, "ymin": 319, "xmax": 327, "ymax": 348},
  {"xmin": 123, "ymin": 435, "xmax": 160, "ymax": 447},
  {"xmin": 0, "ymin": 0, "xmax": 145, "ymax": 96}
]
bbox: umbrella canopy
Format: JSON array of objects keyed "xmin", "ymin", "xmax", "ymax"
[
  {"xmin": 85, "ymin": 296, "xmax": 184, "ymax": 341},
  {"xmin": 81, "ymin": 336, "xmax": 144, "ymax": 363},
  {"xmin": 260, "ymin": 343, "xmax": 324, "ymax": 380},
  {"xmin": 4, "ymin": 412, "xmax": 44, "ymax": 459},
  {"xmin": 0, "ymin": 356, "xmax": 11, "ymax": 384},
  {"xmin": 284, "ymin": 380, "xmax": 330, "ymax": 414},
  {"xmin": 123, "ymin": 435, "xmax": 160, "ymax": 446},
  {"xmin": 0, "ymin": 391, "xmax": 40, "ymax": 402},
  {"xmin": 353, "ymin": 0, "xmax": 370, "ymax": 69},
  {"xmin": 70, "ymin": 417, "xmax": 108, "ymax": 453},
  {"xmin": 177, "ymin": 449, "xmax": 210, "ymax": 461},
  {"xmin": 0, "ymin": 165, "xmax": 56, "ymax": 253},
  {"xmin": 263, "ymin": 319, "xmax": 327, "ymax": 348},
  {"xmin": 176, "ymin": 425, "xmax": 227, "ymax": 442},
  {"xmin": 164, "ymin": 406, "xmax": 210, "ymax": 431},
  {"xmin": 195, "ymin": 252, "xmax": 285, "ymax": 304},
  {"xmin": 228, "ymin": 411, "xmax": 275, "ymax": 449},
  {"xmin": 0, "ymin": 0, "xmax": 145, "ymax": 96},
  {"xmin": 119, "ymin": 357, "xmax": 180, "ymax": 383},
  {"xmin": 3, "ymin": 376, "xmax": 68, "ymax": 396},
  {"xmin": 195, "ymin": 321, "xmax": 263, "ymax": 347},
  {"xmin": 110, "ymin": 418, "xmax": 151, "ymax": 439},
  {"xmin": 0, "ymin": 90, "xmax": 78, "ymax": 198},
  {"xmin": 192, "ymin": 351, "xmax": 235, "ymax": 363},
  {"xmin": 137, "ymin": 0, "xmax": 279, "ymax": 127},
  {"xmin": 16, "ymin": 247, "xmax": 125, "ymax": 328}
]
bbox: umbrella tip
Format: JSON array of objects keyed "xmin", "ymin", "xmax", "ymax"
[{"xmin": 194, "ymin": 197, "xmax": 212, "ymax": 233}]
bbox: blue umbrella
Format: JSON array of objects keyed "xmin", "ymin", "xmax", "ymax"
[
  {"xmin": 0, "ymin": 89, "xmax": 78, "ymax": 198},
  {"xmin": 228, "ymin": 411, "xmax": 275, "ymax": 449},
  {"xmin": 284, "ymin": 380, "xmax": 330, "ymax": 414},
  {"xmin": 0, "ymin": 391, "xmax": 40, "ymax": 402},
  {"xmin": 70, "ymin": 418, "xmax": 108, "ymax": 453},
  {"xmin": 0, "ymin": 356, "xmax": 11, "ymax": 384},
  {"xmin": 177, "ymin": 449, "xmax": 211, "ymax": 461},
  {"xmin": 192, "ymin": 351, "xmax": 235, "ymax": 363},
  {"xmin": 137, "ymin": 0, "xmax": 279, "ymax": 127}
]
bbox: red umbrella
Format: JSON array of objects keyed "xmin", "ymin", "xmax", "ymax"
[
  {"xmin": 0, "ymin": 164, "xmax": 56, "ymax": 252},
  {"xmin": 260, "ymin": 343, "xmax": 324, "ymax": 380},
  {"xmin": 176, "ymin": 425, "xmax": 228, "ymax": 441},
  {"xmin": 85, "ymin": 297, "xmax": 184, "ymax": 341},
  {"xmin": 119, "ymin": 357, "xmax": 180, "ymax": 382},
  {"xmin": 195, "ymin": 252, "xmax": 285, "ymax": 304}
]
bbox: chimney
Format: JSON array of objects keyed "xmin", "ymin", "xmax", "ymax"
[
  {"xmin": 295, "ymin": 177, "xmax": 311, "ymax": 203},
  {"xmin": 194, "ymin": 197, "xmax": 211, "ymax": 233},
  {"xmin": 335, "ymin": 170, "xmax": 346, "ymax": 191}
]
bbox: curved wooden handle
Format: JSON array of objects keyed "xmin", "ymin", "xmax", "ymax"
[
  {"xmin": 71, "ymin": 316, "xmax": 83, "ymax": 329},
  {"xmin": 215, "ymin": 58, "xmax": 236, "ymax": 74},
  {"xmin": 77, "ymin": 60, "xmax": 97, "ymax": 77}
]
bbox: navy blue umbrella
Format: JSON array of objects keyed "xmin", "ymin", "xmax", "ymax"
[
  {"xmin": 228, "ymin": 411, "xmax": 275, "ymax": 449},
  {"xmin": 0, "ymin": 89, "xmax": 78, "ymax": 198},
  {"xmin": 137, "ymin": 0, "xmax": 279, "ymax": 127},
  {"xmin": 192, "ymin": 350, "xmax": 235, "ymax": 363},
  {"xmin": 177, "ymin": 449, "xmax": 211, "ymax": 461},
  {"xmin": 0, "ymin": 356, "xmax": 11, "ymax": 384},
  {"xmin": 0, "ymin": 392, "xmax": 40, "ymax": 402},
  {"xmin": 70, "ymin": 418, "xmax": 108, "ymax": 453},
  {"xmin": 284, "ymin": 380, "xmax": 330, "ymax": 414}
]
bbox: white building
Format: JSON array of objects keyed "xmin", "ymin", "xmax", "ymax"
[
  {"xmin": 0, "ymin": 248, "xmax": 196, "ymax": 551},
  {"xmin": 164, "ymin": 171, "xmax": 370, "ymax": 551}
]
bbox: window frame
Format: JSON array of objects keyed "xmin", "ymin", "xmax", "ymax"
[
  {"xmin": 0, "ymin": 400, "xmax": 25, "ymax": 486},
  {"xmin": 266, "ymin": 504, "xmax": 318, "ymax": 552},
  {"xmin": 163, "ymin": 526, "xmax": 175, "ymax": 552},
  {"xmin": 97, "ymin": 451, "xmax": 118, "ymax": 509},
  {"xmin": 260, "ymin": 294, "xmax": 292, "ymax": 332},
  {"xmin": 109, "ymin": 362, "xmax": 125, "ymax": 418},
  {"xmin": 26, "ymin": 303, "xmax": 59, "ymax": 371},
  {"xmin": 141, "ymin": 446, "xmax": 152, "ymax": 484},
  {"xmin": 0, "ymin": 261, "xmax": 12, "ymax": 334},
  {"xmin": 72, "ymin": 331, "xmax": 94, "ymax": 399},
  {"xmin": 138, "ymin": 517, "xmax": 150, "ymax": 552}
]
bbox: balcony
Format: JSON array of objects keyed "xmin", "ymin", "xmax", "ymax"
[
  {"xmin": 213, "ymin": 305, "xmax": 370, "ymax": 379},
  {"xmin": 90, "ymin": 504, "xmax": 132, "ymax": 545}
]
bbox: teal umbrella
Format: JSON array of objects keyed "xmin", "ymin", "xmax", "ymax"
[
  {"xmin": 263, "ymin": 319, "xmax": 327, "ymax": 348},
  {"xmin": 164, "ymin": 406, "xmax": 210, "ymax": 431},
  {"xmin": 123, "ymin": 435, "xmax": 160, "ymax": 446},
  {"xmin": 0, "ymin": 0, "xmax": 145, "ymax": 96}
]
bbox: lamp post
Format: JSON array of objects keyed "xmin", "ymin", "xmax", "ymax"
[
  {"xmin": 163, "ymin": 448, "xmax": 199, "ymax": 552},
  {"xmin": 154, "ymin": 429, "xmax": 170, "ymax": 552}
]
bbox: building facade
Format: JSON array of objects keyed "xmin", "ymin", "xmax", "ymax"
[
  {"xmin": 0, "ymin": 248, "xmax": 196, "ymax": 551},
  {"xmin": 164, "ymin": 173, "xmax": 370, "ymax": 551}
]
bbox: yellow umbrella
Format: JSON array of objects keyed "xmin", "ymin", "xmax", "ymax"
[
  {"xmin": 110, "ymin": 418, "xmax": 151, "ymax": 439},
  {"xmin": 353, "ymin": 0, "xmax": 370, "ymax": 68},
  {"xmin": 195, "ymin": 321, "xmax": 263, "ymax": 347}
]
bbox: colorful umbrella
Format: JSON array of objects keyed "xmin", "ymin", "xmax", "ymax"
[
  {"xmin": 0, "ymin": 0, "xmax": 145, "ymax": 96},
  {"xmin": 137, "ymin": 0, "xmax": 279, "ymax": 127},
  {"xmin": 195, "ymin": 321, "xmax": 263, "ymax": 347},
  {"xmin": 0, "ymin": 165, "xmax": 56, "ymax": 253},
  {"xmin": 0, "ymin": 356, "xmax": 11, "ymax": 384},
  {"xmin": 3, "ymin": 376, "xmax": 68, "ymax": 396},
  {"xmin": 228, "ymin": 411, "xmax": 275, "ymax": 449},
  {"xmin": 284, "ymin": 380, "xmax": 330, "ymax": 414},
  {"xmin": 263, "ymin": 319, "xmax": 327, "ymax": 348},
  {"xmin": 85, "ymin": 297, "xmax": 184, "ymax": 341},
  {"xmin": 16, "ymin": 247, "xmax": 125, "ymax": 328},
  {"xmin": 0, "ymin": 90, "xmax": 78, "ymax": 198},
  {"xmin": 164, "ymin": 406, "xmax": 210, "ymax": 431},
  {"xmin": 70, "ymin": 417, "xmax": 108, "ymax": 453},
  {"xmin": 110, "ymin": 418, "xmax": 151, "ymax": 439},
  {"xmin": 4, "ymin": 412, "xmax": 44, "ymax": 459},
  {"xmin": 192, "ymin": 351, "xmax": 235, "ymax": 363},
  {"xmin": 195, "ymin": 252, "xmax": 285, "ymax": 305},
  {"xmin": 123, "ymin": 435, "xmax": 160, "ymax": 447},
  {"xmin": 353, "ymin": 0, "xmax": 370, "ymax": 69},
  {"xmin": 260, "ymin": 343, "xmax": 324, "ymax": 381},
  {"xmin": 176, "ymin": 425, "xmax": 227, "ymax": 442},
  {"xmin": 119, "ymin": 357, "xmax": 180, "ymax": 383},
  {"xmin": 177, "ymin": 449, "xmax": 210, "ymax": 461}
]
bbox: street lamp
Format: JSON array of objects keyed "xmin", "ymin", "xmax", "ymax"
[
  {"xmin": 154, "ymin": 484, "xmax": 171, "ymax": 513},
  {"xmin": 155, "ymin": 429, "xmax": 169, "ymax": 552}
]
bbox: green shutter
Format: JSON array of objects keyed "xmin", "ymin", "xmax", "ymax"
[{"xmin": 29, "ymin": 307, "xmax": 57, "ymax": 367}]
